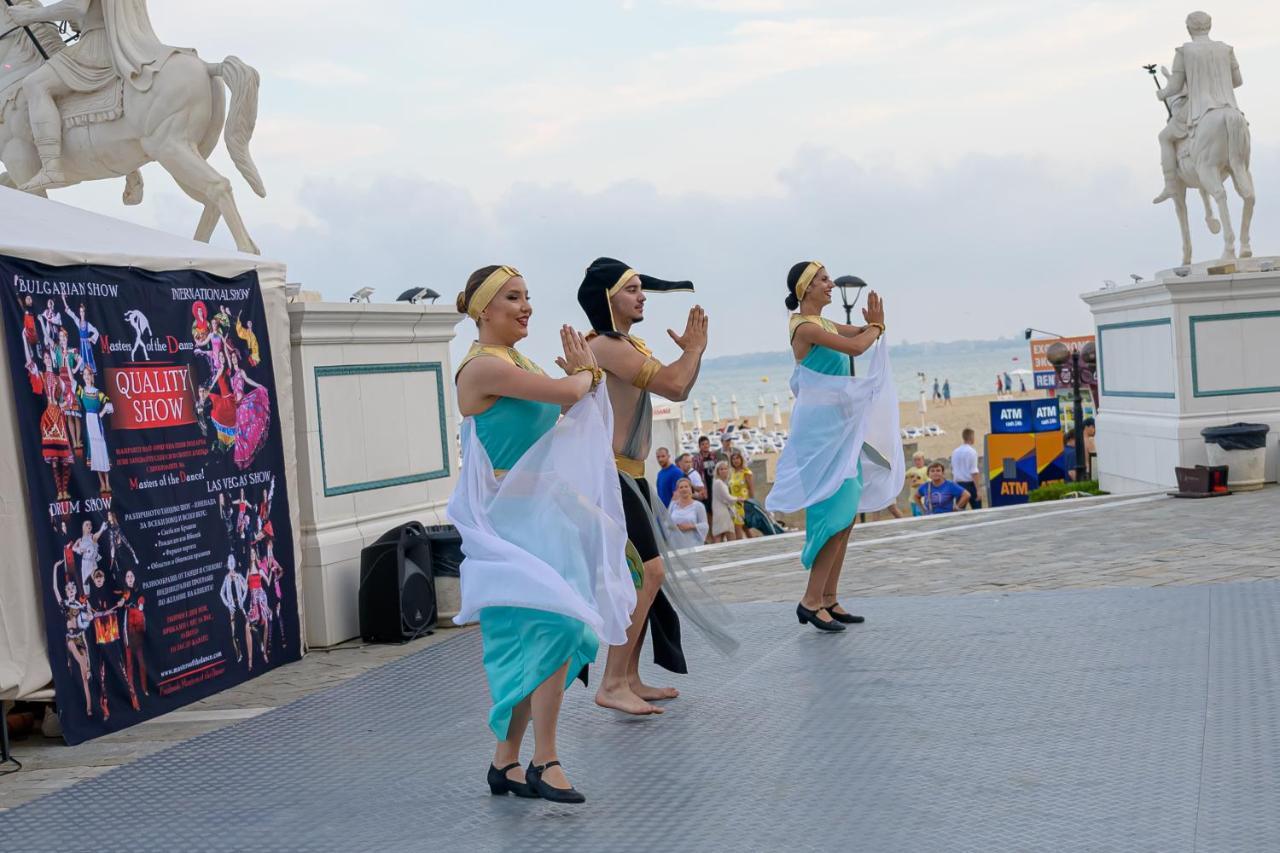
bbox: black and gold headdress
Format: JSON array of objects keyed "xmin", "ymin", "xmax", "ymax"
[{"xmin": 576, "ymin": 257, "xmax": 694, "ymax": 336}]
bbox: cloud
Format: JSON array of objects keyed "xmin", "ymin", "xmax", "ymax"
[
  {"xmin": 252, "ymin": 143, "xmax": 1278, "ymax": 372},
  {"xmin": 662, "ymin": 0, "xmax": 806, "ymax": 12},
  {"xmin": 275, "ymin": 62, "xmax": 370, "ymax": 86}
]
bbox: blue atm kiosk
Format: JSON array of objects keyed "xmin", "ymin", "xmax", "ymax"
[{"xmin": 985, "ymin": 400, "xmax": 1065, "ymax": 507}]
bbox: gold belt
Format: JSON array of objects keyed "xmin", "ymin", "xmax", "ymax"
[{"xmin": 614, "ymin": 454, "xmax": 645, "ymax": 478}]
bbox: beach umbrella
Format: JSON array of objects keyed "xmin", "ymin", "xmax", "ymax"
[
  {"xmin": 692, "ymin": 400, "xmax": 703, "ymax": 433},
  {"xmin": 711, "ymin": 395, "xmax": 720, "ymax": 423},
  {"xmin": 772, "ymin": 395, "xmax": 783, "ymax": 428},
  {"xmin": 730, "ymin": 394, "xmax": 740, "ymax": 421},
  {"xmin": 757, "ymin": 396, "xmax": 767, "ymax": 429}
]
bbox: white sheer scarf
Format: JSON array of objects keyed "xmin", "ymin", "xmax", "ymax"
[
  {"xmin": 447, "ymin": 386, "xmax": 636, "ymax": 646},
  {"xmin": 766, "ymin": 337, "xmax": 904, "ymax": 516}
]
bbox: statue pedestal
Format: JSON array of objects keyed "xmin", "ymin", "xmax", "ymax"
[
  {"xmin": 1082, "ymin": 260, "xmax": 1280, "ymax": 493},
  {"xmin": 287, "ymin": 299, "xmax": 462, "ymax": 646}
]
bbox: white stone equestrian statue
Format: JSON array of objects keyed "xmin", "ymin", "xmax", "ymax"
[
  {"xmin": 0, "ymin": 0, "xmax": 265, "ymax": 254},
  {"xmin": 1152, "ymin": 10, "xmax": 1255, "ymax": 266}
]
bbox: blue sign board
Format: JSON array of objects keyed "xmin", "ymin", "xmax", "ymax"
[
  {"xmin": 1032, "ymin": 400, "xmax": 1061, "ymax": 432},
  {"xmin": 990, "ymin": 400, "xmax": 1061, "ymax": 434},
  {"xmin": 990, "ymin": 401, "xmax": 1034, "ymax": 434}
]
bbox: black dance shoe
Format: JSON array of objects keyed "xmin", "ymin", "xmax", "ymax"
[
  {"xmin": 526, "ymin": 761, "xmax": 586, "ymax": 804},
  {"xmin": 796, "ymin": 603, "xmax": 846, "ymax": 632},
  {"xmin": 824, "ymin": 602, "xmax": 865, "ymax": 624},
  {"xmin": 488, "ymin": 762, "xmax": 540, "ymax": 798}
]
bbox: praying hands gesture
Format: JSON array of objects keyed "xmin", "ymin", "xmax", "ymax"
[
  {"xmin": 862, "ymin": 292, "xmax": 885, "ymax": 327},
  {"xmin": 555, "ymin": 325, "xmax": 597, "ymax": 376},
  {"xmin": 667, "ymin": 306, "xmax": 708, "ymax": 354}
]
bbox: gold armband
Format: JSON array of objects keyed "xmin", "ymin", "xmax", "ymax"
[
  {"xmin": 572, "ymin": 365, "xmax": 603, "ymax": 391},
  {"xmin": 868, "ymin": 322, "xmax": 885, "ymax": 335},
  {"xmin": 631, "ymin": 356, "xmax": 662, "ymax": 390}
]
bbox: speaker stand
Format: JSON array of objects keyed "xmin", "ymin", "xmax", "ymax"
[{"xmin": 1, "ymin": 700, "xmax": 12, "ymax": 766}]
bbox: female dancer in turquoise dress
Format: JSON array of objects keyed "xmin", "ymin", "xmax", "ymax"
[
  {"xmin": 453, "ymin": 265, "xmax": 613, "ymax": 804},
  {"xmin": 779, "ymin": 262, "xmax": 886, "ymax": 632}
]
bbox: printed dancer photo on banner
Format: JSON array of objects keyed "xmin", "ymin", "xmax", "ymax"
[
  {"xmin": 52, "ymin": 564, "xmax": 94, "ymax": 718},
  {"xmin": 449, "ymin": 264, "xmax": 637, "ymax": 804},
  {"xmin": 766, "ymin": 261, "xmax": 903, "ymax": 632}
]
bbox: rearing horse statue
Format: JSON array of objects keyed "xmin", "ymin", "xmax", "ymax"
[{"xmin": 0, "ymin": 0, "xmax": 265, "ymax": 254}]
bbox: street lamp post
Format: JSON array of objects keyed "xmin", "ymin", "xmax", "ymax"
[
  {"xmin": 834, "ymin": 275, "xmax": 867, "ymax": 376},
  {"xmin": 1041, "ymin": 337, "xmax": 1097, "ymax": 484}
]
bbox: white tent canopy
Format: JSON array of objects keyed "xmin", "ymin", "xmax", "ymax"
[{"xmin": 0, "ymin": 187, "xmax": 298, "ymax": 701}]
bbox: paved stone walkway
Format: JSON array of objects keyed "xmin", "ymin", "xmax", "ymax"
[
  {"xmin": 1, "ymin": 488, "xmax": 1275, "ymax": 833},
  {"xmin": 2, "ymin": 581, "xmax": 1278, "ymax": 852},
  {"xmin": 693, "ymin": 490, "xmax": 1279, "ymax": 604}
]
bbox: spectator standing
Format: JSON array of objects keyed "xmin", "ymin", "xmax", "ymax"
[
  {"xmin": 942, "ymin": 379, "xmax": 952, "ymax": 406},
  {"xmin": 675, "ymin": 453, "xmax": 707, "ymax": 500},
  {"xmin": 1063, "ymin": 433, "xmax": 1079, "ymax": 481},
  {"xmin": 727, "ymin": 450, "xmax": 754, "ymax": 540},
  {"xmin": 710, "ymin": 461, "xmax": 737, "ymax": 543},
  {"xmin": 718, "ymin": 433, "xmax": 734, "ymax": 461},
  {"xmin": 904, "ymin": 451, "xmax": 930, "ymax": 517},
  {"xmin": 696, "ymin": 435, "xmax": 719, "ymax": 524},
  {"xmin": 932, "ymin": 378, "xmax": 941, "ymax": 400},
  {"xmin": 654, "ymin": 446, "xmax": 682, "ymax": 507},
  {"xmin": 1082, "ymin": 417, "xmax": 1097, "ymax": 478},
  {"xmin": 1003, "ymin": 371, "xmax": 1012, "ymax": 394},
  {"xmin": 950, "ymin": 428, "xmax": 983, "ymax": 509},
  {"xmin": 666, "ymin": 478, "xmax": 709, "ymax": 549},
  {"xmin": 916, "ymin": 462, "xmax": 971, "ymax": 514}
]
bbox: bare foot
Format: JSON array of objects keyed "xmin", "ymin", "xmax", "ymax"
[
  {"xmin": 630, "ymin": 680, "xmax": 679, "ymax": 701},
  {"xmin": 595, "ymin": 684, "xmax": 663, "ymax": 715}
]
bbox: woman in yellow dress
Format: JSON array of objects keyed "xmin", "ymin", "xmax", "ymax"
[{"xmin": 727, "ymin": 450, "xmax": 753, "ymax": 540}]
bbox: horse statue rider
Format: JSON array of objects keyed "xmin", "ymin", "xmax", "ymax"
[
  {"xmin": 1148, "ymin": 10, "xmax": 1255, "ymax": 264},
  {"xmin": 0, "ymin": 0, "xmax": 266, "ymax": 254},
  {"xmin": 6, "ymin": 0, "xmax": 183, "ymax": 191}
]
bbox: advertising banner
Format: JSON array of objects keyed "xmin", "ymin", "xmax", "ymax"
[
  {"xmin": 2, "ymin": 256, "xmax": 300, "ymax": 744},
  {"xmin": 1030, "ymin": 334, "xmax": 1095, "ymax": 393}
]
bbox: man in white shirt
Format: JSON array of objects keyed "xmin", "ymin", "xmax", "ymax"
[
  {"xmin": 950, "ymin": 428, "xmax": 983, "ymax": 509},
  {"xmin": 675, "ymin": 453, "xmax": 707, "ymax": 501}
]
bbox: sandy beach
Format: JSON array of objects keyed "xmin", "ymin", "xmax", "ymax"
[
  {"xmin": 683, "ymin": 391, "xmax": 1052, "ymax": 465},
  {"xmin": 895, "ymin": 392, "xmax": 1051, "ymax": 462}
]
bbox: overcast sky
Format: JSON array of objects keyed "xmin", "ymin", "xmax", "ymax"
[{"xmin": 51, "ymin": 0, "xmax": 1280, "ymax": 367}]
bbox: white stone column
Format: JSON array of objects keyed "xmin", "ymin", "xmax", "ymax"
[
  {"xmin": 1082, "ymin": 261, "xmax": 1280, "ymax": 494},
  {"xmin": 288, "ymin": 300, "xmax": 462, "ymax": 646}
]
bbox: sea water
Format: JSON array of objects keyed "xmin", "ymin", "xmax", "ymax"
[{"xmin": 691, "ymin": 339, "xmax": 1032, "ymax": 419}]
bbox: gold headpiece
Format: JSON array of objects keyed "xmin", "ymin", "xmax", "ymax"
[
  {"xmin": 795, "ymin": 261, "xmax": 823, "ymax": 302},
  {"xmin": 464, "ymin": 265, "xmax": 521, "ymax": 320}
]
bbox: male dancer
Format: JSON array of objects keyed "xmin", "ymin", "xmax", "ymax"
[
  {"xmin": 219, "ymin": 554, "xmax": 247, "ymax": 663},
  {"xmin": 579, "ymin": 257, "xmax": 707, "ymax": 715}
]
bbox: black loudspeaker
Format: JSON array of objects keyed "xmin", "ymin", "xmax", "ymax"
[{"xmin": 359, "ymin": 522, "xmax": 437, "ymax": 643}]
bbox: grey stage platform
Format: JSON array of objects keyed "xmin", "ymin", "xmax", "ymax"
[{"xmin": 2, "ymin": 582, "xmax": 1278, "ymax": 853}]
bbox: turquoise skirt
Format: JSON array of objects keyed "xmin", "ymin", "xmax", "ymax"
[
  {"xmin": 479, "ymin": 606, "xmax": 598, "ymax": 740},
  {"xmin": 800, "ymin": 466, "xmax": 864, "ymax": 570}
]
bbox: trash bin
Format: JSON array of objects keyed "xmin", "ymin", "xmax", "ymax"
[
  {"xmin": 423, "ymin": 524, "xmax": 465, "ymax": 623},
  {"xmin": 1201, "ymin": 423, "xmax": 1271, "ymax": 491}
]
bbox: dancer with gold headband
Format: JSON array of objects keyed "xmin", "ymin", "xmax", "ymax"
[
  {"xmin": 578, "ymin": 257, "xmax": 737, "ymax": 716},
  {"xmin": 766, "ymin": 262, "xmax": 903, "ymax": 632},
  {"xmin": 450, "ymin": 265, "xmax": 636, "ymax": 804}
]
